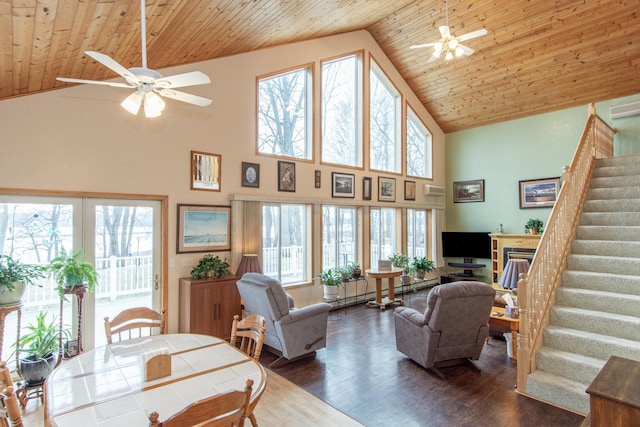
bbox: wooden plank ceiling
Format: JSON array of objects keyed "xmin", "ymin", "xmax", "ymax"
[{"xmin": 0, "ymin": 0, "xmax": 638, "ymax": 132}]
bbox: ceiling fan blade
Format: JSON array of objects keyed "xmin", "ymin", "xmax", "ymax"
[
  {"xmin": 56, "ymin": 77, "xmax": 134, "ymax": 88},
  {"xmin": 85, "ymin": 51, "xmax": 141, "ymax": 84},
  {"xmin": 439, "ymin": 25, "xmax": 451, "ymax": 39},
  {"xmin": 158, "ymin": 89, "xmax": 212, "ymax": 107},
  {"xmin": 409, "ymin": 43, "xmax": 436, "ymax": 49},
  {"xmin": 458, "ymin": 43, "xmax": 476, "ymax": 56},
  {"xmin": 153, "ymin": 71, "xmax": 211, "ymax": 89},
  {"xmin": 457, "ymin": 28, "xmax": 488, "ymax": 42}
]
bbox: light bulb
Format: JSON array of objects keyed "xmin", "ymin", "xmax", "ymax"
[
  {"xmin": 144, "ymin": 92, "xmax": 166, "ymax": 118},
  {"xmin": 455, "ymin": 47, "xmax": 464, "ymax": 57},
  {"xmin": 121, "ymin": 92, "xmax": 143, "ymax": 115},
  {"xmin": 449, "ymin": 39, "xmax": 458, "ymax": 49},
  {"xmin": 445, "ymin": 51, "xmax": 453, "ymax": 60}
]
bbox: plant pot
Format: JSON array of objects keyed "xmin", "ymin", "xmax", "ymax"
[
  {"xmin": 352, "ymin": 268, "xmax": 361, "ymax": 279},
  {"xmin": 415, "ymin": 271, "xmax": 426, "ymax": 280},
  {"xmin": 529, "ymin": 229, "xmax": 538, "ymax": 235},
  {"xmin": 0, "ymin": 281, "xmax": 26, "ymax": 306},
  {"xmin": 323, "ymin": 285, "xmax": 339, "ymax": 299},
  {"xmin": 401, "ymin": 275, "xmax": 411, "ymax": 286},
  {"xmin": 19, "ymin": 352, "xmax": 59, "ymax": 387}
]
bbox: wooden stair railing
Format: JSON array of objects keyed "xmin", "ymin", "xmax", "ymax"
[{"xmin": 516, "ymin": 104, "xmax": 616, "ymax": 394}]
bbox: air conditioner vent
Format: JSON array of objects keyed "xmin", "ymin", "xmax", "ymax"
[
  {"xmin": 423, "ymin": 184, "xmax": 445, "ymax": 196},
  {"xmin": 610, "ymin": 101, "xmax": 640, "ymax": 119}
]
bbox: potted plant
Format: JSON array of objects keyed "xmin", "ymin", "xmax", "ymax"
[
  {"xmin": 346, "ymin": 262, "xmax": 361, "ymax": 279},
  {"xmin": 48, "ymin": 249, "xmax": 98, "ymax": 299},
  {"xmin": 190, "ymin": 254, "xmax": 230, "ymax": 279},
  {"xmin": 389, "ymin": 253, "xmax": 410, "ymax": 272},
  {"xmin": 0, "ymin": 255, "xmax": 45, "ymax": 306},
  {"xmin": 411, "ymin": 256, "xmax": 435, "ymax": 280},
  {"xmin": 524, "ymin": 218, "xmax": 544, "ymax": 235},
  {"xmin": 320, "ymin": 268, "xmax": 341, "ymax": 299},
  {"xmin": 15, "ymin": 311, "xmax": 70, "ymax": 387}
]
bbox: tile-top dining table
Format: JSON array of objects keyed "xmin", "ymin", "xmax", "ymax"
[{"xmin": 44, "ymin": 333, "xmax": 267, "ymax": 427}]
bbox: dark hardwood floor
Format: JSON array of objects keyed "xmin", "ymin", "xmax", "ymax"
[{"xmin": 260, "ymin": 289, "xmax": 586, "ymax": 427}]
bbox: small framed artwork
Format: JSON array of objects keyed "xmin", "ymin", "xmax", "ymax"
[
  {"xmin": 332, "ymin": 172, "xmax": 355, "ymax": 198},
  {"xmin": 315, "ymin": 170, "xmax": 321, "ymax": 188},
  {"xmin": 241, "ymin": 162, "xmax": 260, "ymax": 188},
  {"xmin": 177, "ymin": 204, "xmax": 231, "ymax": 253},
  {"xmin": 64, "ymin": 339, "xmax": 79, "ymax": 358},
  {"xmin": 404, "ymin": 180, "xmax": 416, "ymax": 201},
  {"xmin": 378, "ymin": 177, "xmax": 396, "ymax": 202},
  {"xmin": 453, "ymin": 179, "xmax": 485, "ymax": 203},
  {"xmin": 278, "ymin": 161, "xmax": 296, "ymax": 192},
  {"xmin": 519, "ymin": 177, "xmax": 561, "ymax": 209},
  {"xmin": 363, "ymin": 177, "xmax": 372, "ymax": 200},
  {"xmin": 191, "ymin": 151, "xmax": 221, "ymax": 191}
]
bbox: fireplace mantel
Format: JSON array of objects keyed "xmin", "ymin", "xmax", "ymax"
[{"xmin": 490, "ymin": 234, "xmax": 541, "ymax": 285}]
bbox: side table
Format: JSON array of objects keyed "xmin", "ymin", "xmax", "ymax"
[
  {"xmin": 341, "ymin": 276, "xmax": 369, "ymax": 308},
  {"xmin": 0, "ymin": 303, "xmax": 22, "ymax": 367},
  {"xmin": 365, "ymin": 268, "xmax": 404, "ymax": 311},
  {"xmin": 60, "ymin": 285, "xmax": 87, "ymax": 356}
]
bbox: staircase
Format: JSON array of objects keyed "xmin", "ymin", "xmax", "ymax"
[{"xmin": 525, "ymin": 155, "xmax": 640, "ymax": 414}]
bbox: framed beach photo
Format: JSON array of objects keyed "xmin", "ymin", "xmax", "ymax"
[
  {"xmin": 278, "ymin": 161, "xmax": 296, "ymax": 192},
  {"xmin": 332, "ymin": 172, "xmax": 355, "ymax": 198},
  {"xmin": 519, "ymin": 177, "xmax": 561, "ymax": 208},
  {"xmin": 453, "ymin": 179, "xmax": 485, "ymax": 203},
  {"xmin": 241, "ymin": 162, "xmax": 260, "ymax": 188},
  {"xmin": 177, "ymin": 204, "xmax": 231, "ymax": 253},
  {"xmin": 191, "ymin": 151, "xmax": 221, "ymax": 191},
  {"xmin": 378, "ymin": 177, "xmax": 396, "ymax": 202}
]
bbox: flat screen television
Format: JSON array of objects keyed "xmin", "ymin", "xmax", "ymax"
[{"xmin": 441, "ymin": 231, "xmax": 491, "ymax": 260}]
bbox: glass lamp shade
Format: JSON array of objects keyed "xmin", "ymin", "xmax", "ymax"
[
  {"xmin": 121, "ymin": 92, "xmax": 143, "ymax": 115},
  {"xmin": 144, "ymin": 92, "xmax": 166, "ymax": 118},
  {"xmin": 236, "ymin": 254, "xmax": 262, "ymax": 277}
]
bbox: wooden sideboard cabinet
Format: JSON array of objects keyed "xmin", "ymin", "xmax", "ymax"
[{"xmin": 179, "ymin": 276, "xmax": 241, "ymax": 338}]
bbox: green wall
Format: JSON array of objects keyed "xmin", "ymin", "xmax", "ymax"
[{"xmin": 445, "ymin": 95, "xmax": 640, "ymax": 235}]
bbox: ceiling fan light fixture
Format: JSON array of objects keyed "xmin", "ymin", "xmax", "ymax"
[
  {"xmin": 455, "ymin": 46, "xmax": 465, "ymax": 57},
  {"xmin": 449, "ymin": 39, "xmax": 458, "ymax": 49},
  {"xmin": 444, "ymin": 51, "xmax": 454, "ymax": 60},
  {"xmin": 144, "ymin": 92, "xmax": 166, "ymax": 118},
  {"xmin": 121, "ymin": 91, "xmax": 143, "ymax": 115}
]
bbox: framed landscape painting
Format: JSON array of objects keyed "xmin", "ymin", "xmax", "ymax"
[
  {"xmin": 177, "ymin": 204, "xmax": 231, "ymax": 253},
  {"xmin": 378, "ymin": 177, "xmax": 396, "ymax": 202},
  {"xmin": 519, "ymin": 177, "xmax": 561, "ymax": 208},
  {"xmin": 453, "ymin": 179, "xmax": 485, "ymax": 203},
  {"xmin": 332, "ymin": 172, "xmax": 355, "ymax": 198}
]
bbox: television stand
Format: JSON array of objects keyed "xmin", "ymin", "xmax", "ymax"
[{"xmin": 446, "ymin": 260, "xmax": 486, "ymax": 282}]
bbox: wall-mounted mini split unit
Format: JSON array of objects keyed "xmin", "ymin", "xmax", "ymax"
[
  {"xmin": 423, "ymin": 184, "xmax": 445, "ymax": 196},
  {"xmin": 610, "ymin": 101, "xmax": 640, "ymax": 119}
]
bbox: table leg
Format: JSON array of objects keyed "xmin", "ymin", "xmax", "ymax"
[
  {"xmin": 388, "ymin": 278, "xmax": 395, "ymax": 301},
  {"xmin": 375, "ymin": 278, "xmax": 382, "ymax": 304}
]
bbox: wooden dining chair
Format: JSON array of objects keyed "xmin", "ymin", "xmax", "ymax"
[
  {"xmin": 0, "ymin": 387, "xmax": 22, "ymax": 427},
  {"xmin": 230, "ymin": 315, "xmax": 266, "ymax": 361},
  {"xmin": 104, "ymin": 307, "xmax": 165, "ymax": 344},
  {"xmin": 148, "ymin": 378, "xmax": 253, "ymax": 427},
  {"xmin": 0, "ymin": 361, "xmax": 16, "ymax": 427}
]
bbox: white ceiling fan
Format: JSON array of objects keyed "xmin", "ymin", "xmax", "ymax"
[
  {"xmin": 56, "ymin": 0, "xmax": 212, "ymax": 118},
  {"xmin": 410, "ymin": 0, "xmax": 487, "ymax": 63}
]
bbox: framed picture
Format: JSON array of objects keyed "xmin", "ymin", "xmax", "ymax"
[
  {"xmin": 315, "ymin": 170, "xmax": 321, "ymax": 188},
  {"xmin": 177, "ymin": 204, "xmax": 231, "ymax": 253},
  {"xmin": 378, "ymin": 177, "xmax": 396, "ymax": 202},
  {"xmin": 241, "ymin": 162, "xmax": 260, "ymax": 188},
  {"xmin": 519, "ymin": 177, "xmax": 561, "ymax": 208},
  {"xmin": 453, "ymin": 179, "xmax": 485, "ymax": 203},
  {"xmin": 64, "ymin": 339, "xmax": 79, "ymax": 358},
  {"xmin": 332, "ymin": 172, "xmax": 355, "ymax": 198},
  {"xmin": 191, "ymin": 151, "xmax": 221, "ymax": 191},
  {"xmin": 363, "ymin": 177, "xmax": 372, "ymax": 200},
  {"xmin": 278, "ymin": 161, "xmax": 296, "ymax": 192},
  {"xmin": 404, "ymin": 180, "xmax": 416, "ymax": 201}
]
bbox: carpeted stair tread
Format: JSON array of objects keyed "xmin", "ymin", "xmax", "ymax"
[
  {"xmin": 590, "ymin": 175, "xmax": 640, "ymax": 188},
  {"xmin": 561, "ymin": 270, "xmax": 640, "ymax": 296},
  {"xmin": 566, "ymin": 253, "xmax": 640, "ymax": 275},
  {"xmin": 556, "ymin": 287, "xmax": 640, "ymax": 317},
  {"xmin": 535, "ymin": 346, "xmax": 605, "ymax": 385},
  {"xmin": 580, "ymin": 212, "xmax": 640, "ymax": 226},
  {"xmin": 550, "ymin": 305, "xmax": 640, "ymax": 341},
  {"xmin": 526, "ymin": 370, "xmax": 590, "ymax": 415},
  {"xmin": 575, "ymin": 225, "xmax": 640, "ymax": 241},
  {"xmin": 543, "ymin": 326, "xmax": 640, "ymax": 362},
  {"xmin": 587, "ymin": 187, "xmax": 640, "ymax": 200},
  {"xmin": 595, "ymin": 155, "xmax": 640, "ymax": 170},
  {"xmin": 571, "ymin": 239, "xmax": 640, "ymax": 257},
  {"xmin": 583, "ymin": 199, "xmax": 640, "ymax": 212}
]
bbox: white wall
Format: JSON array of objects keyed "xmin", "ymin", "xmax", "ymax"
[{"xmin": 0, "ymin": 30, "xmax": 445, "ymax": 332}]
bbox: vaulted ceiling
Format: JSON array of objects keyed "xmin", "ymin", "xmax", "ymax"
[{"xmin": 1, "ymin": 0, "xmax": 638, "ymax": 132}]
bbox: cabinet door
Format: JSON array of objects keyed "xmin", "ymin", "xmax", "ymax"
[
  {"xmin": 213, "ymin": 279, "xmax": 242, "ymax": 338},
  {"xmin": 190, "ymin": 283, "xmax": 217, "ymax": 336}
]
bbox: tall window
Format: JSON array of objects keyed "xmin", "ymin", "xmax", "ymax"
[
  {"xmin": 257, "ymin": 66, "xmax": 312, "ymax": 159},
  {"xmin": 262, "ymin": 204, "xmax": 310, "ymax": 285},
  {"xmin": 321, "ymin": 54, "xmax": 361, "ymax": 166},
  {"xmin": 321, "ymin": 206, "xmax": 357, "ymax": 270},
  {"xmin": 370, "ymin": 61, "xmax": 400, "ymax": 173},
  {"xmin": 370, "ymin": 207, "xmax": 396, "ymax": 263},
  {"xmin": 407, "ymin": 107, "xmax": 433, "ymax": 179},
  {"xmin": 407, "ymin": 209, "xmax": 428, "ymax": 259}
]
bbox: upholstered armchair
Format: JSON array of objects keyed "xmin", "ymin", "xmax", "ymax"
[
  {"xmin": 236, "ymin": 273, "xmax": 331, "ymax": 368},
  {"xmin": 394, "ymin": 281, "xmax": 496, "ymax": 378}
]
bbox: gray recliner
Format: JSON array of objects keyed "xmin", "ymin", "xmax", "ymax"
[
  {"xmin": 236, "ymin": 273, "xmax": 331, "ymax": 367},
  {"xmin": 394, "ymin": 281, "xmax": 496, "ymax": 378}
]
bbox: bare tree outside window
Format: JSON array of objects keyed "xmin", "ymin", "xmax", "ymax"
[
  {"xmin": 407, "ymin": 107, "xmax": 433, "ymax": 179},
  {"xmin": 258, "ymin": 67, "xmax": 311, "ymax": 159},
  {"xmin": 370, "ymin": 62, "xmax": 400, "ymax": 173},
  {"xmin": 321, "ymin": 55, "xmax": 360, "ymax": 166}
]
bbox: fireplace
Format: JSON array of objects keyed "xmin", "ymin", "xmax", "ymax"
[{"xmin": 490, "ymin": 234, "xmax": 541, "ymax": 285}]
